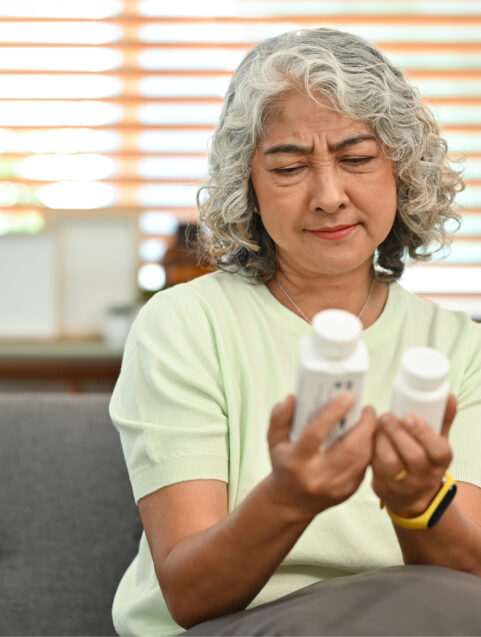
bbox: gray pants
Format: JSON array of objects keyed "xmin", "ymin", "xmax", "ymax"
[{"xmin": 183, "ymin": 565, "xmax": 481, "ymax": 636}]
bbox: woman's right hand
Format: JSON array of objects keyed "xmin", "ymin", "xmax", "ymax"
[
  {"xmin": 139, "ymin": 394, "xmax": 375, "ymax": 628},
  {"xmin": 266, "ymin": 393, "xmax": 377, "ymax": 522}
]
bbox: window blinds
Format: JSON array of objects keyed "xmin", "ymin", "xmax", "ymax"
[{"xmin": 1, "ymin": 0, "xmax": 480, "ymax": 313}]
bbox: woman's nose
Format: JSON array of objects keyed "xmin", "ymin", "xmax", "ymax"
[{"xmin": 310, "ymin": 167, "xmax": 349, "ymax": 214}]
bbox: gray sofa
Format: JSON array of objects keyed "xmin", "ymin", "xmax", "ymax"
[
  {"xmin": 0, "ymin": 393, "xmax": 142, "ymax": 636},
  {"xmin": 4, "ymin": 394, "xmax": 481, "ymax": 637}
]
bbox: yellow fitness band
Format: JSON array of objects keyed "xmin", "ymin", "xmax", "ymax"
[{"xmin": 386, "ymin": 471, "xmax": 457, "ymax": 530}]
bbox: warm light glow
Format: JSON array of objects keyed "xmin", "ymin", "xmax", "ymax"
[
  {"xmin": 0, "ymin": 48, "xmax": 123, "ymax": 71},
  {"xmin": 140, "ymin": 0, "xmax": 237, "ymax": 16},
  {"xmin": 138, "ymin": 47, "xmax": 245, "ymax": 71},
  {"xmin": 138, "ymin": 184, "xmax": 198, "ymax": 207},
  {"xmin": 139, "ymin": 157, "xmax": 208, "ymax": 179},
  {"xmin": 456, "ymin": 186, "xmax": 481, "ymax": 208},
  {"xmin": 462, "ymin": 159, "xmax": 481, "ymax": 180},
  {"xmin": 139, "ymin": 238, "xmax": 168, "ymax": 262},
  {"xmin": 0, "ymin": 129, "xmax": 14, "ymax": 153},
  {"xmin": 414, "ymin": 78, "xmax": 481, "ymax": 98},
  {"xmin": 0, "ymin": 0, "xmax": 123, "ymax": 18},
  {"xmin": 139, "ymin": 22, "xmax": 292, "ymax": 44},
  {"xmin": 0, "ymin": 102, "xmax": 123, "ymax": 126},
  {"xmin": 402, "ymin": 265, "xmax": 481, "ymax": 293},
  {"xmin": 139, "ymin": 0, "xmax": 481, "ymax": 18},
  {"xmin": 0, "ymin": 22, "xmax": 123, "ymax": 44},
  {"xmin": 444, "ymin": 132, "xmax": 481, "ymax": 153},
  {"xmin": 0, "ymin": 183, "xmax": 20, "ymax": 206},
  {"xmin": 20, "ymin": 155, "xmax": 118, "ymax": 181},
  {"xmin": 37, "ymin": 182, "xmax": 118, "ymax": 209},
  {"xmin": 139, "ymin": 212, "xmax": 179, "ymax": 235},
  {"xmin": 139, "ymin": 103, "xmax": 222, "ymax": 125},
  {"xmin": 0, "ymin": 75, "xmax": 123, "ymax": 99},
  {"xmin": 140, "ymin": 22, "xmax": 481, "ymax": 45},
  {"xmin": 432, "ymin": 242, "xmax": 481, "ymax": 264},
  {"xmin": 138, "ymin": 263, "xmax": 166, "ymax": 291},
  {"xmin": 0, "ymin": 129, "xmax": 122, "ymax": 154},
  {"xmin": 139, "ymin": 76, "xmax": 229, "ymax": 98},
  {"xmin": 138, "ymin": 130, "xmax": 211, "ymax": 153},
  {"xmin": 430, "ymin": 104, "xmax": 481, "ymax": 126}
]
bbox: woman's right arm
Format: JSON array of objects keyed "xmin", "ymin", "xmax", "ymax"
[{"xmin": 139, "ymin": 394, "xmax": 376, "ymax": 629}]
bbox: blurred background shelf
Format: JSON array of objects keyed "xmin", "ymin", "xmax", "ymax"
[{"xmin": 0, "ymin": 340, "xmax": 123, "ymax": 393}]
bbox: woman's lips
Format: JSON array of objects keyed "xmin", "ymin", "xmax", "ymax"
[{"xmin": 307, "ymin": 224, "xmax": 358, "ymax": 240}]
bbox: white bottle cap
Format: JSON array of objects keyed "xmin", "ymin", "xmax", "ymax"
[
  {"xmin": 311, "ymin": 309, "xmax": 362, "ymax": 360},
  {"xmin": 400, "ymin": 347, "xmax": 450, "ymax": 391}
]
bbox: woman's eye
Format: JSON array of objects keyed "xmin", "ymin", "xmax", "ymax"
[
  {"xmin": 342, "ymin": 157, "xmax": 373, "ymax": 166},
  {"xmin": 274, "ymin": 166, "xmax": 302, "ymax": 175}
]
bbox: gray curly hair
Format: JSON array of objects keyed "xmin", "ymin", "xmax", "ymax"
[{"xmin": 196, "ymin": 28, "xmax": 464, "ymax": 282}]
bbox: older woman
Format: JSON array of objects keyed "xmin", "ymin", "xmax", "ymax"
[{"xmin": 110, "ymin": 28, "xmax": 481, "ymax": 636}]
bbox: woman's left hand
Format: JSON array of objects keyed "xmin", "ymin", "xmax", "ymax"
[{"xmin": 371, "ymin": 394, "xmax": 457, "ymax": 517}]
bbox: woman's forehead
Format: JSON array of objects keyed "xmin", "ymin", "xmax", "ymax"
[{"xmin": 260, "ymin": 92, "xmax": 374, "ymax": 149}]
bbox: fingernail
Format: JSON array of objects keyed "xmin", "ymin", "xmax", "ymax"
[
  {"xmin": 403, "ymin": 414, "xmax": 416, "ymax": 427},
  {"xmin": 379, "ymin": 413, "xmax": 391, "ymax": 425},
  {"xmin": 364, "ymin": 405, "xmax": 376, "ymax": 418},
  {"xmin": 339, "ymin": 393, "xmax": 354, "ymax": 408}
]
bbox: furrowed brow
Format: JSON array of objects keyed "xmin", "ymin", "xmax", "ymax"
[
  {"xmin": 263, "ymin": 135, "xmax": 377, "ymax": 156},
  {"xmin": 329, "ymin": 134, "xmax": 377, "ymax": 151},
  {"xmin": 264, "ymin": 143, "xmax": 312, "ymax": 156}
]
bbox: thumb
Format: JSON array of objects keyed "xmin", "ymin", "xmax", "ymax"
[
  {"xmin": 440, "ymin": 393, "xmax": 457, "ymax": 438},
  {"xmin": 295, "ymin": 393, "xmax": 355, "ymax": 459},
  {"xmin": 267, "ymin": 394, "xmax": 296, "ymax": 448}
]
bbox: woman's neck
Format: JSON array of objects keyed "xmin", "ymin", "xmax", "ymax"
[{"xmin": 267, "ymin": 265, "xmax": 389, "ymax": 328}]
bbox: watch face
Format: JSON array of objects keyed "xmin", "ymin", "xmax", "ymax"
[{"xmin": 428, "ymin": 484, "xmax": 457, "ymax": 528}]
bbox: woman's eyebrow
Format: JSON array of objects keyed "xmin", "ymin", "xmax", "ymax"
[
  {"xmin": 264, "ymin": 134, "xmax": 377, "ymax": 156},
  {"xmin": 264, "ymin": 143, "xmax": 311, "ymax": 156},
  {"xmin": 329, "ymin": 134, "xmax": 377, "ymax": 151}
]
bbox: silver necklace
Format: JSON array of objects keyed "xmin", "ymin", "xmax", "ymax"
[{"xmin": 275, "ymin": 277, "xmax": 375, "ymax": 323}]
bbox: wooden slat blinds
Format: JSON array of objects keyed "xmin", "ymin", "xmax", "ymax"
[{"xmin": 1, "ymin": 0, "xmax": 480, "ymax": 312}]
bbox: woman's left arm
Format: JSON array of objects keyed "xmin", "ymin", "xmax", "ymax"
[{"xmin": 371, "ymin": 394, "xmax": 481, "ymax": 578}]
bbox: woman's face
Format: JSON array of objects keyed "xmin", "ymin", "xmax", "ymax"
[{"xmin": 250, "ymin": 90, "xmax": 397, "ymax": 279}]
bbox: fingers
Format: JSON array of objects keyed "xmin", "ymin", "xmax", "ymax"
[
  {"xmin": 294, "ymin": 395, "xmax": 377, "ymax": 461},
  {"xmin": 380, "ymin": 413, "xmax": 430, "ymax": 473},
  {"xmin": 330, "ymin": 404, "xmax": 377, "ymax": 452},
  {"xmin": 267, "ymin": 394, "xmax": 296, "ymax": 448},
  {"xmin": 372, "ymin": 410, "xmax": 454, "ymax": 517},
  {"xmin": 371, "ymin": 421, "xmax": 400, "ymax": 477},
  {"xmin": 267, "ymin": 396, "xmax": 377, "ymax": 516},
  {"xmin": 295, "ymin": 393, "xmax": 363, "ymax": 459},
  {"xmin": 375, "ymin": 411, "xmax": 452, "ymax": 474},
  {"xmin": 269, "ymin": 393, "xmax": 376, "ymax": 463},
  {"xmin": 400, "ymin": 414, "xmax": 453, "ymax": 468},
  {"xmin": 326, "ymin": 404, "xmax": 377, "ymax": 470}
]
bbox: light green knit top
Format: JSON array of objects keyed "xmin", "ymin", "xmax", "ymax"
[{"xmin": 110, "ymin": 271, "xmax": 481, "ymax": 636}]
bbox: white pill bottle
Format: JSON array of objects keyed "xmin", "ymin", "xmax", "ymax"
[
  {"xmin": 290, "ymin": 309, "xmax": 369, "ymax": 448},
  {"xmin": 390, "ymin": 346, "xmax": 450, "ymax": 434}
]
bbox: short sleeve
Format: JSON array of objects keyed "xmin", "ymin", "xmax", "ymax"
[
  {"xmin": 449, "ymin": 317, "xmax": 481, "ymax": 488},
  {"xmin": 109, "ymin": 285, "xmax": 229, "ymax": 502}
]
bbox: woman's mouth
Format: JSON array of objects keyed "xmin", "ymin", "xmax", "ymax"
[{"xmin": 307, "ymin": 224, "xmax": 359, "ymax": 240}]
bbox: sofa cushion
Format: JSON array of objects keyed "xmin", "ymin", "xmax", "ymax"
[{"xmin": 0, "ymin": 393, "xmax": 142, "ymax": 636}]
